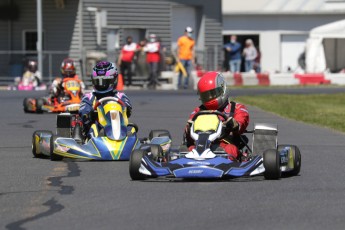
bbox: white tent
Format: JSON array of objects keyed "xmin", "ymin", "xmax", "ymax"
[{"xmin": 306, "ymin": 19, "xmax": 345, "ymax": 73}]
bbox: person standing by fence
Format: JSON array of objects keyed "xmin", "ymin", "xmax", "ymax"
[
  {"xmin": 243, "ymin": 39, "xmax": 257, "ymax": 72},
  {"xmin": 144, "ymin": 34, "xmax": 161, "ymax": 89},
  {"xmin": 118, "ymin": 36, "xmax": 138, "ymax": 87},
  {"xmin": 224, "ymin": 35, "xmax": 242, "ymax": 73},
  {"xmin": 176, "ymin": 26, "xmax": 195, "ymax": 89}
]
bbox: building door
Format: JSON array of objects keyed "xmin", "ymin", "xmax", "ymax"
[{"xmin": 281, "ymin": 34, "xmax": 308, "ymax": 72}]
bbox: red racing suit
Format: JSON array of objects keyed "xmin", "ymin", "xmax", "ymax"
[{"xmin": 184, "ymin": 100, "xmax": 249, "ymax": 160}]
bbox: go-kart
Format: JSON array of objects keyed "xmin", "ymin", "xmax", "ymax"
[
  {"xmin": 129, "ymin": 110, "xmax": 301, "ymax": 180},
  {"xmin": 8, "ymin": 76, "xmax": 47, "ymax": 91},
  {"xmin": 23, "ymin": 77, "xmax": 82, "ymax": 113},
  {"xmin": 32, "ymin": 97, "xmax": 140, "ymax": 161}
]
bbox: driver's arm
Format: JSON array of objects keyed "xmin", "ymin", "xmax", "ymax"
[
  {"xmin": 119, "ymin": 93, "xmax": 132, "ymax": 118},
  {"xmin": 79, "ymin": 94, "xmax": 95, "ymax": 129},
  {"xmin": 233, "ymin": 103, "xmax": 249, "ymax": 134}
]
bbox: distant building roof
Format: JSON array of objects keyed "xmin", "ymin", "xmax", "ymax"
[{"xmin": 222, "ymin": 0, "xmax": 345, "ymax": 14}]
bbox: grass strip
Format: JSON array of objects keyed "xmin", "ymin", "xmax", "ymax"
[{"xmin": 236, "ymin": 93, "xmax": 345, "ymax": 133}]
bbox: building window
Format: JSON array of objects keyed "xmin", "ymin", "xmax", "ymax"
[{"xmin": 23, "ymin": 31, "xmax": 44, "ymax": 51}]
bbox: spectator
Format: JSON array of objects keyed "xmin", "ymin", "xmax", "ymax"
[
  {"xmin": 176, "ymin": 26, "xmax": 195, "ymax": 89},
  {"xmin": 136, "ymin": 39, "xmax": 148, "ymax": 78},
  {"xmin": 254, "ymin": 46, "xmax": 261, "ymax": 73},
  {"xmin": 144, "ymin": 34, "xmax": 161, "ymax": 89},
  {"xmin": 118, "ymin": 36, "xmax": 138, "ymax": 87},
  {"xmin": 243, "ymin": 39, "xmax": 257, "ymax": 72},
  {"xmin": 224, "ymin": 35, "xmax": 242, "ymax": 73}
]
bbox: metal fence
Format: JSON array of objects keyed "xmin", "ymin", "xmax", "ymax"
[{"xmin": 0, "ymin": 45, "xmax": 224, "ymax": 86}]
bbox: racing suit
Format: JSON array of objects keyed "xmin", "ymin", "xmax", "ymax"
[
  {"xmin": 79, "ymin": 90, "xmax": 132, "ymax": 138},
  {"xmin": 184, "ymin": 100, "xmax": 249, "ymax": 160},
  {"xmin": 50, "ymin": 75, "xmax": 85, "ymax": 103}
]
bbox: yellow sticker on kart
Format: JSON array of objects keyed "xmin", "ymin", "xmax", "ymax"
[
  {"xmin": 194, "ymin": 114, "xmax": 220, "ymax": 132},
  {"xmin": 65, "ymin": 80, "xmax": 81, "ymax": 91}
]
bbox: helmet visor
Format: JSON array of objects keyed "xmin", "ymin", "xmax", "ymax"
[
  {"xmin": 199, "ymin": 87, "xmax": 224, "ymax": 104},
  {"xmin": 92, "ymin": 75, "xmax": 117, "ymax": 91}
]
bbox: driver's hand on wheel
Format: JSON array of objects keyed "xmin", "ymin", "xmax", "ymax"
[{"xmin": 223, "ymin": 117, "xmax": 239, "ymax": 132}]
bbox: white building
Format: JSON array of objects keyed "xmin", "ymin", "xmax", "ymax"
[{"xmin": 222, "ymin": 0, "xmax": 345, "ymax": 73}]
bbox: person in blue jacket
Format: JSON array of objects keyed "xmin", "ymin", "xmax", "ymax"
[{"xmin": 224, "ymin": 35, "xmax": 242, "ymax": 73}]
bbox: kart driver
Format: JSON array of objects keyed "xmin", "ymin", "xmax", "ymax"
[
  {"xmin": 184, "ymin": 71, "xmax": 249, "ymax": 161},
  {"xmin": 50, "ymin": 58, "xmax": 84, "ymax": 103},
  {"xmin": 21, "ymin": 60, "xmax": 42, "ymax": 87},
  {"xmin": 79, "ymin": 61, "xmax": 132, "ymax": 139}
]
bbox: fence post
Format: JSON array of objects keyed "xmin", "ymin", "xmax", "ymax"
[{"xmin": 49, "ymin": 53, "xmax": 52, "ymax": 83}]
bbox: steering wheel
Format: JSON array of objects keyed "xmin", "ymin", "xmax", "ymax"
[
  {"xmin": 192, "ymin": 110, "xmax": 230, "ymax": 140},
  {"xmin": 93, "ymin": 96, "xmax": 125, "ymax": 110}
]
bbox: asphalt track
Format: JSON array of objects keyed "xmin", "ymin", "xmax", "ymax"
[{"xmin": 1, "ymin": 87, "xmax": 345, "ymax": 230}]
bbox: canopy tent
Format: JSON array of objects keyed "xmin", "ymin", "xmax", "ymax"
[{"xmin": 306, "ymin": 19, "xmax": 345, "ymax": 73}]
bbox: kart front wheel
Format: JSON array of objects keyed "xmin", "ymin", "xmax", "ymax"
[
  {"xmin": 263, "ymin": 149, "xmax": 281, "ymax": 180},
  {"xmin": 32, "ymin": 130, "xmax": 52, "ymax": 158},
  {"xmin": 278, "ymin": 145, "xmax": 301, "ymax": 177},
  {"xmin": 50, "ymin": 135, "xmax": 63, "ymax": 161},
  {"xmin": 129, "ymin": 150, "xmax": 146, "ymax": 180}
]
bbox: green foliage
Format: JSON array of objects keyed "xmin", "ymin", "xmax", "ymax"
[{"xmin": 237, "ymin": 93, "xmax": 345, "ymax": 132}]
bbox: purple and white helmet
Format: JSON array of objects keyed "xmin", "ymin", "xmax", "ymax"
[{"xmin": 91, "ymin": 61, "xmax": 118, "ymax": 93}]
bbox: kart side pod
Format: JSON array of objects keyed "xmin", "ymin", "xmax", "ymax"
[{"xmin": 252, "ymin": 123, "xmax": 278, "ymax": 156}]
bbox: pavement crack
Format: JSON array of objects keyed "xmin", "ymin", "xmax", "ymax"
[
  {"xmin": 5, "ymin": 161, "xmax": 81, "ymax": 229},
  {"xmin": 5, "ymin": 198, "xmax": 64, "ymax": 230}
]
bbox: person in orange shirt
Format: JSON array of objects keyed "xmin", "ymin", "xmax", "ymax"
[{"xmin": 177, "ymin": 26, "xmax": 195, "ymax": 89}]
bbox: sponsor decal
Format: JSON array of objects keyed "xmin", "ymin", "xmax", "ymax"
[
  {"xmin": 187, "ymin": 161, "xmax": 210, "ymax": 165},
  {"xmin": 56, "ymin": 145, "xmax": 70, "ymax": 152},
  {"xmin": 188, "ymin": 169, "xmax": 204, "ymax": 174}
]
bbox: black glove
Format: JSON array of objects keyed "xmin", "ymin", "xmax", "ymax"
[
  {"xmin": 223, "ymin": 117, "xmax": 239, "ymax": 132},
  {"xmin": 126, "ymin": 107, "xmax": 132, "ymax": 118},
  {"xmin": 82, "ymin": 110, "xmax": 97, "ymax": 126}
]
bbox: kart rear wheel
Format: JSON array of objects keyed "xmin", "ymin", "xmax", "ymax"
[
  {"xmin": 50, "ymin": 135, "xmax": 63, "ymax": 161},
  {"xmin": 23, "ymin": 98, "xmax": 30, "ymax": 113},
  {"xmin": 149, "ymin": 130, "xmax": 171, "ymax": 140},
  {"xmin": 36, "ymin": 98, "xmax": 44, "ymax": 113},
  {"xmin": 263, "ymin": 149, "xmax": 281, "ymax": 180},
  {"xmin": 278, "ymin": 145, "xmax": 301, "ymax": 177},
  {"xmin": 129, "ymin": 149, "xmax": 146, "ymax": 180}
]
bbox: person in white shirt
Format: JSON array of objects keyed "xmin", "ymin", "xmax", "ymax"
[{"xmin": 242, "ymin": 39, "xmax": 257, "ymax": 72}]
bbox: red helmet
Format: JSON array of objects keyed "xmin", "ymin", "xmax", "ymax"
[
  {"xmin": 60, "ymin": 58, "xmax": 76, "ymax": 78},
  {"xmin": 197, "ymin": 71, "xmax": 230, "ymax": 110}
]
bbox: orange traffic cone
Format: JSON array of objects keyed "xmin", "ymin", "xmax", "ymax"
[{"xmin": 117, "ymin": 73, "xmax": 124, "ymax": 91}]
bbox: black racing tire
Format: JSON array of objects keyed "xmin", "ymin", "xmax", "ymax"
[
  {"xmin": 50, "ymin": 135, "xmax": 63, "ymax": 161},
  {"xmin": 278, "ymin": 145, "xmax": 301, "ymax": 177},
  {"xmin": 23, "ymin": 98, "xmax": 30, "ymax": 113},
  {"xmin": 32, "ymin": 130, "xmax": 52, "ymax": 158},
  {"xmin": 139, "ymin": 144, "xmax": 163, "ymax": 161},
  {"xmin": 263, "ymin": 149, "xmax": 281, "ymax": 180},
  {"xmin": 148, "ymin": 129, "xmax": 171, "ymax": 141},
  {"xmin": 129, "ymin": 149, "xmax": 146, "ymax": 180},
  {"xmin": 149, "ymin": 144, "xmax": 163, "ymax": 160},
  {"xmin": 36, "ymin": 98, "xmax": 44, "ymax": 113}
]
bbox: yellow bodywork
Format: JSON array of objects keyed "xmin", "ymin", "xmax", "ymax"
[
  {"xmin": 193, "ymin": 114, "xmax": 220, "ymax": 132},
  {"xmin": 97, "ymin": 102, "xmax": 128, "ymax": 127}
]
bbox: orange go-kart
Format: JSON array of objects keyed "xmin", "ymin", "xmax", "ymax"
[{"xmin": 23, "ymin": 77, "xmax": 83, "ymax": 113}]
